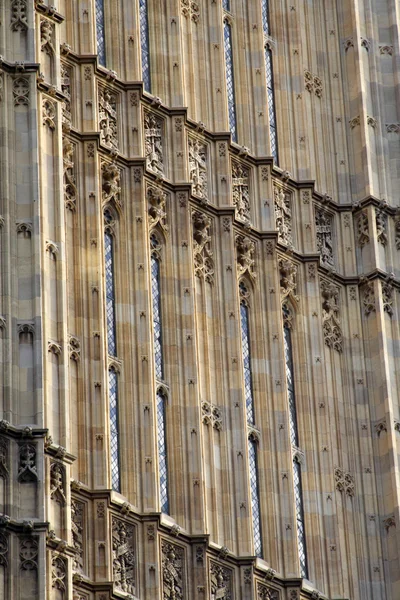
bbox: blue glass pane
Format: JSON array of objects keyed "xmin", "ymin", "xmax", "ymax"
[
  {"xmin": 283, "ymin": 321, "xmax": 299, "ymax": 447},
  {"xmin": 265, "ymin": 47, "xmax": 279, "ymax": 164},
  {"xmin": 157, "ymin": 392, "xmax": 169, "ymax": 513},
  {"xmin": 222, "ymin": 0, "xmax": 230, "ymax": 9},
  {"xmin": 293, "ymin": 459, "xmax": 308, "ymax": 578},
  {"xmin": 240, "ymin": 303, "xmax": 255, "ymax": 425},
  {"xmin": 104, "ymin": 231, "xmax": 117, "ymax": 356},
  {"xmin": 223, "ymin": 21, "xmax": 237, "ymax": 142},
  {"xmin": 151, "ymin": 254, "xmax": 163, "ymax": 379},
  {"xmin": 139, "ymin": 0, "xmax": 151, "ymax": 92},
  {"xmin": 249, "ymin": 439, "xmax": 262, "ymax": 557},
  {"xmin": 109, "ymin": 370, "xmax": 120, "ymax": 492},
  {"xmin": 96, "ymin": 0, "xmax": 106, "ymax": 66},
  {"xmin": 261, "ymin": 0, "xmax": 270, "ymax": 36}
]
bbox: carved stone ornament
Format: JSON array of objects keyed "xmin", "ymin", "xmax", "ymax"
[
  {"xmin": 0, "ymin": 436, "xmax": 9, "ymax": 478},
  {"xmin": 40, "ymin": 18, "xmax": 55, "ymax": 55},
  {"xmin": 147, "ymin": 186, "xmax": 168, "ymax": 232},
  {"xmin": 320, "ymin": 279, "xmax": 343, "ymax": 352},
  {"xmin": 43, "ymin": 98, "xmax": 56, "ymax": 130},
  {"xmin": 202, "ymin": 401, "xmax": 222, "ymax": 430},
  {"xmin": 13, "ymin": 76, "xmax": 30, "ymax": 106},
  {"xmin": 19, "ymin": 537, "xmax": 38, "ymax": 571},
  {"xmin": 382, "ymin": 282, "xmax": 394, "ymax": 317},
  {"xmin": 181, "ymin": 0, "xmax": 200, "ymax": 22},
  {"xmin": 68, "ymin": 335, "xmax": 81, "ymax": 361},
  {"xmin": 395, "ymin": 217, "xmax": 400, "ymax": 250},
  {"xmin": 236, "ymin": 234, "xmax": 256, "ymax": 281},
  {"xmin": 210, "ymin": 561, "xmax": 233, "ymax": 600},
  {"xmin": 188, "ymin": 136, "xmax": 208, "ymax": 201},
  {"xmin": 363, "ymin": 282, "xmax": 376, "ymax": 317},
  {"xmin": 144, "ymin": 112, "xmax": 164, "ymax": 175},
  {"xmin": 102, "ymin": 162, "xmax": 121, "ymax": 210},
  {"xmin": 63, "ymin": 137, "xmax": 77, "ymax": 211},
  {"xmin": 0, "ymin": 532, "xmax": 8, "ymax": 567},
  {"xmin": 279, "ymin": 258, "xmax": 299, "ymax": 303},
  {"xmin": 61, "ymin": 63, "xmax": 72, "ymax": 130},
  {"xmin": 50, "ymin": 461, "xmax": 67, "ymax": 505},
  {"xmin": 11, "ymin": 0, "xmax": 28, "ymax": 31},
  {"xmin": 315, "ymin": 208, "xmax": 334, "ymax": 267},
  {"xmin": 257, "ymin": 582, "xmax": 279, "ymax": 600},
  {"xmin": 356, "ymin": 212, "xmax": 369, "ymax": 247},
  {"xmin": 192, "ymin": 210, "xmax": 214, "ymax": 284},
  {"xmin": 18, "ymin": 443, "xmax": 38, "ymax": 482},
  {"xmin": 232, "ymin": 160, "xmax": 250, "ymax": 223},
  {"xmin": 375, "ymin": 209, "xmax": 388, "ymax": 246},
  {"xmin": 161, "ymin": 540, "xmax": 184, "ymax": 600},
  {"xmin": 274, "ymin": 186, "xmax": 292, "ymax": 246},
  {"xmin": 72, "ymin": 500, "xmax": 84, "ymax": 572},
  {"xmin": 334, "ymin": 466, "xmax": 355, "ymax": 497},
  {"xmin": 52, "ymin": 554, "xmax": 68, "ymax": 592},
  {"xmin": 112, "ymin": 517, "xmax": 136, "ymax": 595},
  {"xmin": 98, "ymin": 88, "xmax": 118, "ymax": 150}
]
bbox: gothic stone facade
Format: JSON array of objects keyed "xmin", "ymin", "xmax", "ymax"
[{"xmin": 0, "ymin": 1, "xmax": 399, "ymax": 600}]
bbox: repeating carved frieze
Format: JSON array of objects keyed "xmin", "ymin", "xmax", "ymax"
[
  {"xmin": 274, "ymin": 187, "xmax": 292, "ymax": 246},
  {"xmin": 320, "ymin": 279, "xmax": 343, "ymax": 352},
  {"xmin": 52, "ymin": 554, "xmax": 68, "ymax": 594},
  {"xmin": 72, "ymin": 500, "xmax": 84, "ymax": 572},
  {"xmin": 98, "ymin": 88, "xmax": 118, "ymax": 150},
  {"xmin": 0, "ymin": 436, "xmax": 9, "ymax": 478},
  {"xmin": 334, "ymin": 467, "xmax": 355, "ymax": 497},
  {"xmin": 188, "ymin": 137, "xmax": 208, "ymax": 201},
  {"xmin": 102, "ymin": 162, "xmax": 121, "ymax": 210},
  {"xmin": 61, "ymin": 63, "xmax": 72, "ymax": 130},
  {"xmin": 112, "ymin": 517, "xmax": 136, "ymax": 595},
  {"xmin": 382, "ymin": 282, "xmax": 394, "ymax": 317},
  {"xmin": 0, "ymin": 532, "xmax": 8, "ymax": 567},
  {"xmin": 236, "ymin": 234, "xmax": 256, "ymax": 281},
  {"xmin": 13, "ymin": 76, "xmax": 30, "ymax": 106},
  {"xmin": 278, "ymin": 258, "xmax": 299, "ymax": 303},
  {"xmin": 257, "ymin": 582, "xmax": 279, "ymax": 599},
  {"xmin": 40, "ymin": 18, "xmax": 55, "ymax": 55},
  {"xmin": 63, "ymin": 138, "xmax": 77, "ymax": 211},
  {"xmin": 375, "ymin": 209, "xmax": 388, "ymax": 246},
  {"xmin": 50, "ymin": 461, "xmax": 66, "ymax": 506},
  {"xmin": 192, "ymin": 210, "xmax": 214, "ymax": 284},
  {"xmin": 161, "ymin": 540, "xmax": 184, "ymax": 600},
  {"xmin": 315, "ymin": 208, "xmax": 334, "ymax": 267},
  {"xmin": 356, "ymin": 212, "xmax": 369, "ymax": 247},
  {"xmin": 18, "ymin": 443, "xmax": 38, "ymax": 482},
  {"xmin": 144, "ymin": 112, "xmax": 164, "ymax": 175},
  {"xmin": 20, "ymin": 537, "xmax": 39, "ymax": 570},
  {"xmin": 363, "ymin": 282, "xmax": 376, "ymax": 317},
  {"xmin": 11, "ymin": 0, "xmax": 28, "ymax": 31},
  {"xmin": 147, "ymin": 186, "xmax": 168, "ymax": 233},
  {"xmin": 202, "ymin": 401, "xmax": 222, "ymax": 430},
  {"xmin": 232, "ymin": 161, "xmax": 250, "ymax": 223},
  {"xmin": 43, "ymin": 98, "xmax": 56, "ymax": 130},
  {"xmin": 210, "ymin": 561, "xmax": 233, "ymax": 600},
  {"xmin": 181, "ymin": 0, "xmax": 200, "ymax": 22}
]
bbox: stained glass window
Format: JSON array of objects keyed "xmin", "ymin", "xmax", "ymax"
[
  {"xmin": 265, "ymin": 46, "xmax": 279, "ymax": 164},
  {"xmin": 139, "ymin": 0, "xmax": 151, "ymax": 92},
  {"xmin": 249, "ymin": 438, "xmax": 263, "ymax": 557},
  {"xmin": 293, "ymin": 458, "xmax": 308, "ymax": 578},
  {"xmin": 109, "ymin": 369, "xmax": 120, "ymax": 492},
  {"xmin": 151, "ymin": 239, "xmax": 163, "ymax": 380},
  {"xmin": 223, "ymin": 19, "xmax": 237, "ymax": 142},
  {"xmin": 240, "ymin": 300, "xmax": 255, "ymax": 425},
  {"xmin": 157, "ymin": 390, "xmax": 169, "ymax": 513},
  {"xmin": 96, "ymin": 0, "xmax": 106, "ymax": 66}
]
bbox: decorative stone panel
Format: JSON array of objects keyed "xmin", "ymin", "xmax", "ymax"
[
  {"xmin": 63, "ymin": 138, "xmax": 77, "ymax": 211},
  {"xmin": 18, "ymin": 443, "xmax": 38, "ymax": 482},
  {"xmin": 278, "ymin": 258, "xmax": 298, "ymax": 303},
  {"xmin": 236, "ymin": 234, "xmax": 256, "ymax": 281},
  {"xmin": 50, "ymin": 461, "xmax": 67, "ymax": 506},
  {"xmin": 320, "ymin": 279, "xmax": 343, "ymax": 352},
  {"xmin": 98, "ymin": 88, "xmax": 118, "ymax": 150},
  {"xmin": 210, "ymin": 560, "xmax": 233, "ymax": 599},
  {"xmin": 112, "ymin": 517, "xmax": 136, "ymax": 595},
  {"xmin": 147, "ymin": 186, "xmax": 168, "ymax": 233},
  {"xmin": 315, "ymin": 208, "xmax": 334, "ymax": 267},
  {"xmin": 72, "ymin": 500, "xmax": 84, "ymax": 572},
  {"xmin": 256, "ymin": 582, "xmax": 279, "ymax": 599},
  {"xmin": 274, "ymin": 187, "xmax": 292, "ymax": 246},
  {"xmin": 188, "ymin": 136, "xmax": 208, "ymax": 201},
  {"xmin": 145, "ymin": 112, "xmax": 164, "ymax": 175},
  {"xmin": 161, "ymin": 540, "xmax": 185, "ymax": 600},
  {"xmin": 232, "ymin": 160, "xmax": 250, "ymax": 223},
  {"xmin": 192, "ymin": 210, "xmax": 214, "ymax": 283}
]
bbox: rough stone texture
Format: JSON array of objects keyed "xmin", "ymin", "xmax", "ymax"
[{"xmin": 0, "ymin": 1, "xmax": 399, "ymax": 600}]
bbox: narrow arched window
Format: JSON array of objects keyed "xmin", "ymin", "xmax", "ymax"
[
  {"xmin": 248, "ymin": 436, "xmax": 263, "ymax": 557},
  {"xmin": 104, "ymin": 209, "xmax": 120, "ymax": 492},
  {"xmin": 150, "ymin": 234, "xmax": 169, "ymax": 513},
  {"xmin": 95, "ymin": 0, "xmax": 106, "ymax": 66},
  {"xmin": 240, "ymin": 283, "xmax": 255, "ymax": 425},
  {"xmin": 223, "ymin": 19, "xmax": 237, "ymax": 142},
  {"xmin": 139, "ymin": 0, "xmax": 151, "ymax": 93},
  {"xmin": 222, "ymin": 0, "xmax": 231, "ymax": 10},
  {"xmin": 261, "ymin": 0, "xmax": 279, "ymax": 164},
  {"xmin": 283, "ymin": 302, "xmax": 308, "ymax": 578}
]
